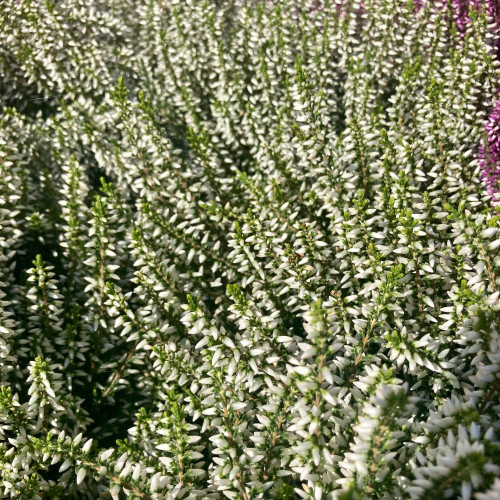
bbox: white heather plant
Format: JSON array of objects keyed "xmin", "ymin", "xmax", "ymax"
[{"xmin": 0, "ymin": 0, "xmax": 500, "ymax": 498}]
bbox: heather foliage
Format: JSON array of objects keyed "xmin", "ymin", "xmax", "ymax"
[{"xmin": 0, "ymin": 0, "xmax": 500, "ymax": 499}]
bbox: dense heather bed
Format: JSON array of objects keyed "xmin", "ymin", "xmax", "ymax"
[{"xmin": 0, "ymin": 1, "xmax": 500, "ymax": 499}]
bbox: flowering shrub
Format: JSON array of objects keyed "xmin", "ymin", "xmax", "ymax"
[{"xmin": 0, "ymin": 0, "xmax": 500, "ymax": 498}]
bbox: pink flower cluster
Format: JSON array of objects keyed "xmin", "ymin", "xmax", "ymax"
[
  {"xmin": 450, "ymin": 0, "xmax": 499, "ymax": 35},
  {"xmin": 479, "ymin": 102, "xmax": 500, "ymax": 204},
  {"xmin": 452, "ymin": 0, "xmax": 481, "ymax": 34},
  {"xmin": 459, "ymin": 0, "xmax": 500, "ymax": 203},
  {"xmin": 266, "ymin": 0, "xmax": 500, "ymax": 203},
  {"xmin": 443, "ymin": 0, "xmax": 500, "ymax": 203}
]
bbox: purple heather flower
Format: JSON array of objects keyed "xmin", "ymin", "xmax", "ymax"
[
  {"xmin": 446, "ymin": 1, "xmax": 500, "ymax": 205},
  {"xmin": 309, "ymin": 0, "xmax": 323, "ymax": 13},
  {"xmin": 413, "ymin": 0, "xmax": 424, "ymax": 12},
  {"xmin": 479, "ymin": 100, "xmax": 500, "ymax": 203},
  {"xmin": 450, "ymin": 0, "xmax": 500, "ymax": 35},
  {"xmin": 452, "ymin": 0, "xmax": 475, "ymax": 34}
]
